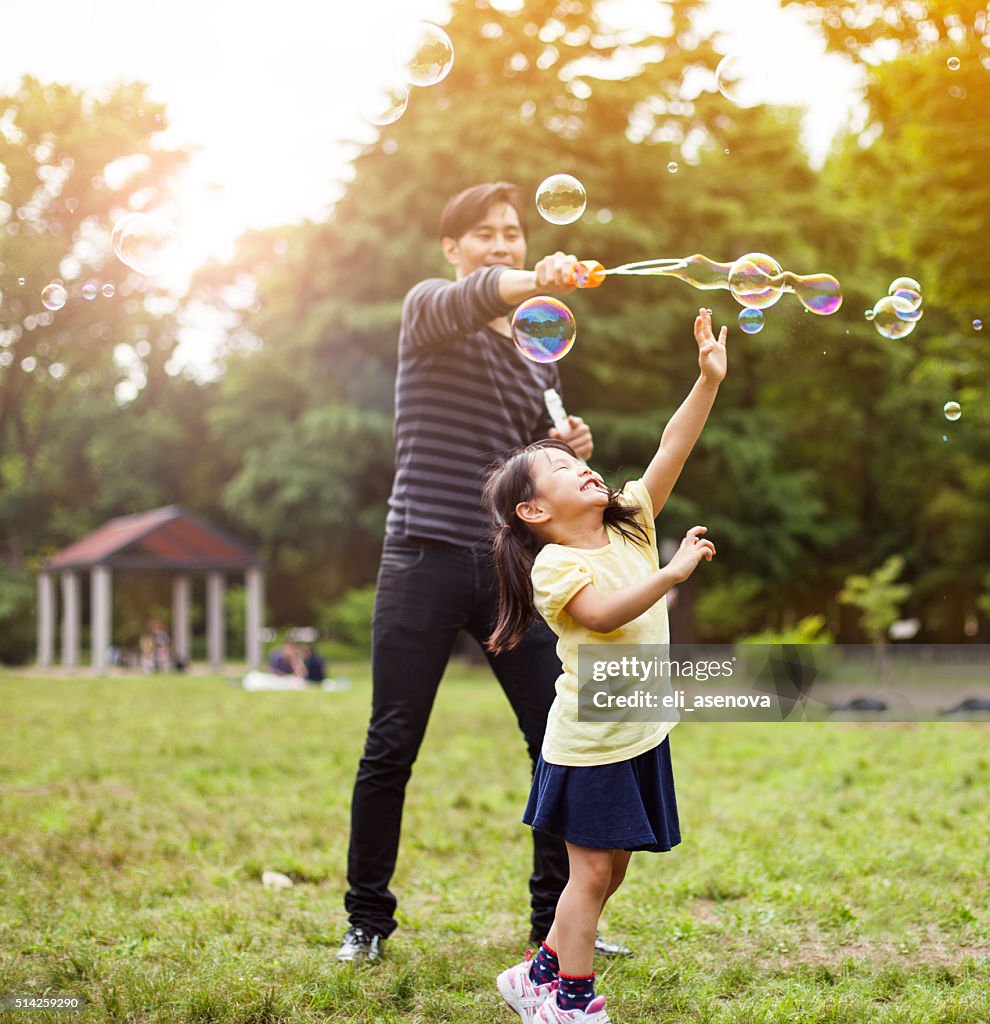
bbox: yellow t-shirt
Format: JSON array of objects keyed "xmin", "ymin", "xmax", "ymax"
[{"xmin": 531, "ymin": 477, "xmax": 677, "ymax": 766}]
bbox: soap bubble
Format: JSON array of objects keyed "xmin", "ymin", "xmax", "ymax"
[
  {"xmin": 973, "ymin": 319, "xmax": 983, "ymax": 331},
  {"xmin": 511, "ymin": 296, "xmax": 576, "ymax": 363},
  {"xmin": 871, "ymin": 295, "xmax": 917, "ymax": 340},
  {"xmin": 943, "ymin": 401, "xmax": 961, "ymax": 421},
  {"xmin": 393, "ymin": 22, "xmax": 454, "ymax": 87},
  {"xmin": 356, "ymin": 74, "xmax": 409, "ymax": 126},
  {"xmin": 667, "ymin": 161, "xmax": 679, "ymax": 174},
  {"xmin": 865, "ymin": 309, "xmax": 876, "ymax": 321},
  {"xmin": 535, "ymin": 174, "xmax": 587, "ymax": 225},
  {"xmin": 788, "ymin": 273, "xmax": 843, "ymax": 315},
  {"xmin": 82, "ymin": 280, "xmax": 99, "ymax": 300},
  {"xmin": 728, "ymin": 252, "xmax": 783, "ymax": 309},
  {"xmin": 102, "ymin": 283, "xmax": 116, "ymax": 298},
  {"xmin": 40, "ymin": 282, "xmax": 67, "ymax": 311},
  {"xmin": 888, "ymin": 276, "xmax": 922, "ymax": 311},
  {"xmin": 112, "ymin": 213, "xmax": 180, "ymax": 275},
  {"xmin": 737, "ymin": 307, "xmax": 765, "ymax": 334},
  {"xmin": 947, "ymin": 56, "xmax": 961, "ymax": 70},
  {"xmin": 715, "ymin": 52, "xmax": 768, "ymax": 107}
]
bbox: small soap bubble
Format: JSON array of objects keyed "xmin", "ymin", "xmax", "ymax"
[
  {"xmin": 667, "ymin": 161, "xmax": 679, "ymax": 174},
  {"xmin": 535, "ymin": 174, "xmax": 587, "ymax": 225},
  {"xmin": 973, "ymin": 319, "xmax": 983, "ymax": 331},
  {"xmin": 102, "ymin": 283, "xmax": 116, "ymax": 298},
  {"xmin": 112, "ymin": 213, "xmax": 180, "ymax": 275},
  {"xmin": 356, "ymin": 75, "xmax": 409, "ymax": 126},
  {"xmin": 737, "ymin": 308, "xmax": 765, "ymax": 334},
  {"xmin": 871, "ymin": 295, "xmax": 917, "ymax": 340},
  {"xmin": 511, "ymin": 296, "xmax": 576, "ymax": 363},
  {"xmin": 393, "ymin": 22, "xmax": 454, "ymax": 87},
  {"xmin": 943, "ymin": 401, "xmax": 961, "ymax": 421},
  {"xmin": 82, "ymin": 280, "xmax": 99, "ymax": 300},
  {"xmin": 715, "ymin": 52, "xmax": 768, "ymax": 107},
  {"xmin": 17, "ymin": 277, "xmax": 25, "ymax": 286},
  {"xmin": 888, "ymin": 276, "xmax": 922, "ymax": 311},
  {"xmin": 41, "ymin": 282, "xmax": 68, "ymax": 311},
  {"xmin": 865, "ymin": 309, "xmax": 876, "ymax": 320},
  {"xmin": 947, "ymin": 56, "xmax": 961, "ymax": 70}
]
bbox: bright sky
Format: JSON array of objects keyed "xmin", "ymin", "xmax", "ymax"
[{"xmin": 3, "ymin": 0, "xmax": 862, "ymax": 370}]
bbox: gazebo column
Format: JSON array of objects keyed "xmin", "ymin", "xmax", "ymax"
[
  {"xmin": 36, "ymin": 572, "xmax": 55, "ymax": 669},
  {"xmin": 172, "ymin": 574, "xmax": 192, "ymax": 666},
  {"xmin": 90, "ymin": 566, "xmax": 113, "ymax": 675},
  {"xmin": 245, "ymin": 567, "xmax": 264, "ymax": 669},
  {"xmin": 61, "ymin": 570, "xmax": 81, "ymax": 669},
  {"xmin": 206, "ymin": 570, "xmax": 225, "ymax": 671}
]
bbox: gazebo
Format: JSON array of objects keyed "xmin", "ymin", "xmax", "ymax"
[{"xmin": 36, "ymin": 505, "xmax": 264, "ymax": 674}]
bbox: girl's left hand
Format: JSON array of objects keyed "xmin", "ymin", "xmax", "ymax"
[{"xmin": 695, "ymin": 308, "xmax": 727, "ymax": 384}]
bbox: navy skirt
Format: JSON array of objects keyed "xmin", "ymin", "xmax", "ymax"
[{"xmin": 523, "ymin": 737, "xmax": 680, "ymax": 852}]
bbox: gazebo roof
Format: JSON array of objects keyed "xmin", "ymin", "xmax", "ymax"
[{"xmin": 44, "ymin": 505, "xmax": 260, "ymax": 572}]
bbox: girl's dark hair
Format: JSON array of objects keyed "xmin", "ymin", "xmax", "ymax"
[
  {"xmin": 482, "ymin": 439, "xmax": 650, "ymax": 654},
  {"xmin": 439, "ymin": 181, "xmax": 528, "ymax": 241}
]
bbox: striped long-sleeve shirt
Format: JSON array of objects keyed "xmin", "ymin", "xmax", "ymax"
[{"xmin": 384, "ymin": 266, "xmax": 561, "ymax": 548}]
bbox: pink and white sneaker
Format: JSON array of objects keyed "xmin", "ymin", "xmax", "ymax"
[
  {"xmin": 534, "ymin": 991, "xmax": 611, "ymax": 1024},
  {"xmin": 496, "ymin": 951, "xmax": 557, "ymax": 1023}
]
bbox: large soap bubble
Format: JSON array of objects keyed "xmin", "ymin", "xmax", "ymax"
[
  {"xmin": 535, "ymin": 174, "xmax": 587, "ymax": 225},
  {"xmin": 715, "ymin": 52, "xmax": 768, "ymax": 107},
  {"xmin": 871, "ymin": 295, "xmax": 917, "ymax": 340},
  {"xmin": 112, "ymin": 213, "xmax": 180, "ymax": 275},
  {"xmin": 356, "ymin": 74, "xmax": 409, "ymax": 126},
  {"xmin": 393, "ymin": 22, "xmax": 454, "ymax": 87},
  {"xmin": 728, "ymin": 252, "xmax": 783, "ymax": 309},
  {"xmin": 511, "ymin": 296, "xmax": 576, "ymax": 363}
]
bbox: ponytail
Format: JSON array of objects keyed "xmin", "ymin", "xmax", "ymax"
[{"xmin": 488, "ymin": 519, "xmax": 543, "ymax": 654}]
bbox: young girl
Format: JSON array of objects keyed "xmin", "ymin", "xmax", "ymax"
[{"xmin": 488, "ymin": 308, "xmax": 727, "ymax": 1024}]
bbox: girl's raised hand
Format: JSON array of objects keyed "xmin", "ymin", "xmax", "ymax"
[
  {"xmin": 694, "ymin": 308, "xmax": 727, "ymax": 384},
  {"xmin": 666, "ymin": 525, "xmax": 716, "ymax": 583}
]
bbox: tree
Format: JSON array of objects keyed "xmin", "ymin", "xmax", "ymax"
[
  {"xmin": 193, "ymin": 0, "xmax": 850, "ymax": 625},
  {"xmin": 0, "ymin": 77, "xmax": 200, "ymax": 661},
  {"xmin": 839, "ymin": 554, "xmax": 912, "ymax": 678}
]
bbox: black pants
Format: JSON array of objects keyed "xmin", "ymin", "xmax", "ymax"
[{"xmin": 344, "ymin": 536, "xmax": 569, "ymax": 939}]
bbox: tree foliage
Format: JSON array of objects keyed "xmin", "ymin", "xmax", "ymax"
[{"xmin": 2, "ymin": 0, "xmax": 989, "ymax": 660}]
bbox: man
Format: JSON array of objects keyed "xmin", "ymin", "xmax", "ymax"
[{"xmin": 337, "ymin": 181, "xmax": 628, "ymax": 962}]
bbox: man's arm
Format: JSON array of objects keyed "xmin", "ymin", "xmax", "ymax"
[{"xmin": 495, "ymin": 252, "xmax": 578, "ymax": 306}]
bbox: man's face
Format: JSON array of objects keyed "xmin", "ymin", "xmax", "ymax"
[{"xmin": 442, "ymin": 202, "xmax": 527, "ymax": 279}]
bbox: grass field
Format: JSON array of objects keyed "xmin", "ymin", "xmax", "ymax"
[{"xmin": 1, "ymin": 663, "xmax": 989, "ymax": 1023}]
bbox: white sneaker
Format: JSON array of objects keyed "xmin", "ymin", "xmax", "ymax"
[
  {"xmin": 496, "ymin": 953, "xmax": 556, "ymax": 1023},
  {"xmin": 535, "ymin": 991, "xmax": 611, "ymax": 1024}
]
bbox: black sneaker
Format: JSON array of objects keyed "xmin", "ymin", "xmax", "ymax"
[
  {"xmin": 335, "ymin": 926, "xmax": 384, "ymax": 963},
  {"xmin": 593, "ymin": 933, "xmax": 633, "ymax": 958}
]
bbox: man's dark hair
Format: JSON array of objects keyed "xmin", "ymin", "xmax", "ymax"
[{"xmin": 439, "ymin": 181, "xmax": 528, "ymax": 242}]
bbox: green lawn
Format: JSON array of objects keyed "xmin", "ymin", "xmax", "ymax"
[{"xmin": 1, "ymin": 665, "xmax": 988, "ymax": 1023}]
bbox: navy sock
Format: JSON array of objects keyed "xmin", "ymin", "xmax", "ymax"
[
  {"xmin": 528, "ymin": 943, "xmax": 559, "ymax": 986},
  {"xmin": 557, "ymin": 973, "xmax": 595, "ymax": 1011}
]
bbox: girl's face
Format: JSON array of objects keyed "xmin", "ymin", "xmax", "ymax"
[{"xmin": 525, "ymin": 448, "xmax": 609, "ymax": 522}]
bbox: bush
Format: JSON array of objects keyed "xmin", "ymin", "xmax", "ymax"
[
  {"xmin": 0, "ymin": 570, "xmax": 36, "ymax": 665},
  {"xmin": 735, "ymin": 615, "xmax": 839, "ymax": 682}
]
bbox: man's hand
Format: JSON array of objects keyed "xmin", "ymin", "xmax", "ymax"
[
  {"xmin": 549, "ymin": 414, "xmax": 593, "ymax": 459},
  {"xmin": 533, "ymin": 251, "xmax": 579, "ymax": 296}
]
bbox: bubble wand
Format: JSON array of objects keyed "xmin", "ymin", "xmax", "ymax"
[{"xmin": 569, "ymin": 253, "xmax": 843, "ymax": 315}]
